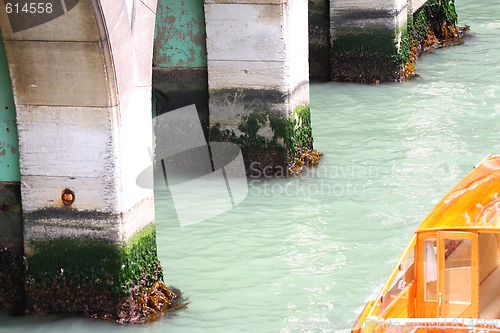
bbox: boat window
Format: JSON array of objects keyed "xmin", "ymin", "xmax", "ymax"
[
  {"xmin": 424, "ymin": 239, "xmax": 437, "ymax": 301},
  {"xmin": 444, "ymin": 239, "xmax": 472, "ymax": 316},
  {"xmin": 380, "ymin": 247, "xmax": 415, "ymax": 312}
]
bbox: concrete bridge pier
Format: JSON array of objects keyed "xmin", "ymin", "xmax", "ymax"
[
  {"xmin": 330, "ymin": 0, "xmax": 410, "ymax": 82},
  {"xmin": 328, "ymin": 0, "xmax": 460, "ymax": 82},
  {"xmin": 0, "ymin": 0, "xmax": 162, "ymax": 319},
  {"xmin": 204, "ymin": 0, "xmax": 313, "ymax": 175}
]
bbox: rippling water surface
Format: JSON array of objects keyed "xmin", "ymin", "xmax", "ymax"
[{"xmin": 2, "ymin": 0, "xmax": 500, "ymax": 331}]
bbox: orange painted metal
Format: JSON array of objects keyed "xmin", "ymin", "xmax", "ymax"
[
  {"xmin": 352, "ymin": 156, "xmax": 500, "ymax": 333},
  {"xmin": 418, "ymin": 157, "xmax": 500, "ymax": 231}
]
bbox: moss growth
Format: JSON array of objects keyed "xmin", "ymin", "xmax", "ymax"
[
  {"xmin": 331, "ymin": 0, "xmax": 462, "ymax": 82},
  {"xmin": 210, "ymin": 104, "xmax": 313, "ymax": 176},
  {"xmin": 400, "ymin": 0, "xmax": 465, "ymax": 79},
  {"xmin": 210, "ymin": 110, "xmax": 287, "ymax": 176},
  {"xmin": 331, "ymin": 27, "xmax": 402, "ymax": 82},
  {"xmin": 120, "ymin": 224, "xmax": 163, "ymax": 293},
  {"xmin": 286, "ymin": 105, "xmax": 313, "ymax": 160},
  {"xmin": 396, "ymin": 23, "xmax": 412, "ymax": 67},
  {"xmin": 332, "ymin": 28, "xmax": 399, "ymax": 60},
  {"xmin": 404, "ymin": 0, "xmax": 460, "ymax": 59},
  {"xmin": 25, "ymin": 223, "xmax": 165, "ymax": 320}
]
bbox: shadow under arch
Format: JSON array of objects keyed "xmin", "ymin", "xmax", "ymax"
[
  {"xmin": 152, "ymin": 0, "xmax": 209, "ymax": 141},
  {"xmin": 0, "ymin": 28, "xmax": 24, "ymax": 315}
]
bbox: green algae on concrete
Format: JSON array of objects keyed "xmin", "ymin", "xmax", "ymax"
[
  {"xmin": 400, "ymin": 0, "xmax": 461, "ymax": 76},
  {"xmin": 209, "ymin": 90, "xmax": 313, "ymax": 176},
  {"xmin": 330, "ymin": 0, "xmax": 460, "ymax": 82},
  {"xmin": 410, "ymin": 0, "xmax": 459, "ymax": 41},
  {"xmin": 331, "ymin": 26, "xmax": 402, "ymax": 82},
  {"xmin": 210, "ymin": 110, "xmax": 288, "ymax": 176},
  {"xmin": 399, "ymin": 0, "xmax": 460, "ymax": 76},
  {"xmin": 24, "ymin": 223, "xmax": 164, "ymax": 320},
  {"xmin": 329, "ymin": 5, "xmax": 407, "ymax": 82},
  {"xmin": 286, "ymin": 105, "xmax": 313, "ymax": 160}
]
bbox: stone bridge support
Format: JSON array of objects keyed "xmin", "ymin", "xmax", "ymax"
[
  {"xmin": 330, "ymin": 0, "xmax": 410, "ymax": 82},
  {"xmin": 326, "ymin": 0, "xmax": 457, "ymax": 83},
  {"xmin": 204, "ymin": 0, "xmax": 313, "ymax": 175},
  {"xmin": 152, "ymin": 0, "xmax": 314, "ymax": 175},
  {"xmin": 0, "ymin": 0, "xmax": 161, "ymax": 317}
]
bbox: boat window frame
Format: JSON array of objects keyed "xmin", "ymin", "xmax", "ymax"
[
  {"xmin": 376, "ymin": 234, "xmax": 417, "ymax": 316},
  {"xmin": 438, "ymin": 231, "xmax": 478, "ymax": 318},
  {"xmin": 417, "ymin": 231, "xmax": 439, "ymax": 317},
  {"xmin": 416, "ymin": 230, "xmax": 479, "ymax": 318}
]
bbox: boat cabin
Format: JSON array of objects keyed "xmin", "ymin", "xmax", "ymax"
[{"xmin": 353, "ymin": 156, "xmax": 500, "ymax": 333}]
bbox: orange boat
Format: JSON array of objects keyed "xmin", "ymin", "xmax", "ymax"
[{"xmin": 353, "ymin": 155, "xmax": 500, "ymax": 333}]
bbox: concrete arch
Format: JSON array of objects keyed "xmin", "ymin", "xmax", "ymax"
[
  {"xmin": 0, "ymin": 0, "xmax": 157, "ymax": 242},
  {"xmin": 0, "ymin": 0, "xmax": 160, "ymax": 316}
]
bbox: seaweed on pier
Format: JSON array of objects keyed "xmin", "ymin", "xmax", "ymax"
[
  {"xmin": 401, "ymin": 0, "xmax": 470, "ymax": 80},
  {"xmin": 401, "ymin": 24, "xmax": 469, "ymax": 79},
  {"xmin": 132, "ymin": 282, "xmax": 188, "ymax": 324},
  {"xmin": 401, "ymin": 44, "xmax": 418, "ymax": 78},
  {"xmin": 288, "ymin": 149, "xmax": 323, "ymax": 175},
  {"xmin": 210, "ymin": 102, "xmax": 313, "ymax": 177}
]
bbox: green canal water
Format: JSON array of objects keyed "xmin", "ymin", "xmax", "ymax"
[{"xmin": 1, "ymin": 0, "xmax": 499, "ymax": 331}]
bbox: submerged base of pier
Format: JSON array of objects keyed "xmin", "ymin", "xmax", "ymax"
[
  {"xmin": 23, "ymin": 223, "xmax": 185, "ymax": 323},
  {"xmin": 330, "ymin": 0, "xmax": 463, "ymax": 83},
  {"xmin": 0, "ymin": 182, "xmax": 24, "ymax": 315}
]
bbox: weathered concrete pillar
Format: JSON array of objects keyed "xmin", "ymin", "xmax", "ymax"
[
  {"xmin": 0, "ymin": 31, "xmax": 23, "ymax": 314},
  {"xmin": 330, "ymin": 0, "xmax": 409, "ymax": 82},
  {"xmin": 205, "ymin": 0, "xmax": 313, "ymax": 175},
  {"xmin": 0, "ymin": 0, "xmax": 161, "ymax": 318},
  {"xmin": 153, "ymin": 0, "xmax": 209, "ymax": 139}
]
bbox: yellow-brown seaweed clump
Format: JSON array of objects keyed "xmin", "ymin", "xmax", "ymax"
[
  {"xmin": 289, "ymin": 150, "xmax": 323, "ymax": 175},
  {"xmin": 401, "ymin": 44, "xmax": 418, "ymax": 78},
  {"xmin": 422, "ymin": 27, "xmax": 440, "ymax": 51},
  {"xmin": 135, "ymin": 281, "xmax": 188, "ymax": 323},
  {"xmin": 442, "ymin": 24, "xmax": 470, "ymax": 42},
  {"xmin": 111, "ymin": 281, "xmax": 188, "ymax": 324},
  {"xmin": 402, "ymin": 24, "xmax": 469, "ymax": 79}
]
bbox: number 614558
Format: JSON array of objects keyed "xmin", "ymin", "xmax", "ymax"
[{"xmin": 5, "ymin": 2, "xmax": 53, "ymax": 14}]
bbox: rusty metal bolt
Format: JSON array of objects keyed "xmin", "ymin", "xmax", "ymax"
[{"xmin": 61, "ymin": 188, "xmax": 75, "ymax": 206}]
